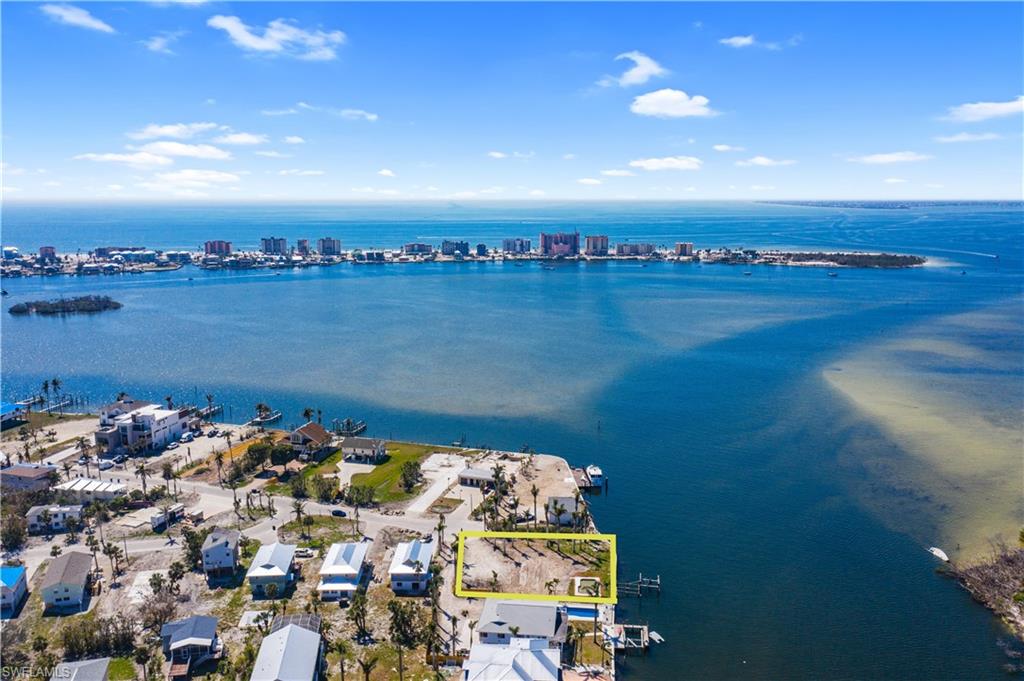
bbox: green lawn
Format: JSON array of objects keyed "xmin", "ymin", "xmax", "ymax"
[
  {"xmin": 107, "ymin": 657, "xmax": 136, "ymax": 681},
  {"xmin": 1, "ymin": 411, "xmax": 93, "ymax": 438},
  {"xmin": 279, "ymin": 514, "xmax": 359, "ymax": 551},
  {"xmin": 349, "ymin": 441, "xmax": 461, "ymax": 503}
]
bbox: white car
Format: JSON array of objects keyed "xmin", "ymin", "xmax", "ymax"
[
  {"xmin": 98, "ymin": 460, "xmax": 114, "ymax": 471},
  {"xmin": 166, "ymin": 442, "xmax": 180, "ymax": 450}
]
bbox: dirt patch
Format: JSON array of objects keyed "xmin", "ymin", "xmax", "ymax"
[{"xmin": 460, "ymin": 535, "xmax": 610, "ymax": 597}]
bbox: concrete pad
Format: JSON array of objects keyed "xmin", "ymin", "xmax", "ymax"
[{"xmin": 127, "ymin": 569, "xmax": 167, "ymax": 605}]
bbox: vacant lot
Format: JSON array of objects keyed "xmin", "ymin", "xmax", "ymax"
[{"xmin": 348, "ymin": 441, "xmax": 462, "ymax": 503}]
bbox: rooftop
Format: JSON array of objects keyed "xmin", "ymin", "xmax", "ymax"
[
  {"xmin": 162, "ymin": 615, "xmax": 219, "ymax": 650},
  {"xmin": 0, "ymin": 565, "xmax": 26, "ymax": 588},
  {"xmin": 292, "ymin": 421, "xmax": 330, "ymax": 445},
  {"xmin": 247, "ymin": 542, "xmax": 296, "ymax": 579},
  {"xmin": 41, "ymin": 551, "xmax": 93, "ymax": 590},
  {"xmin": 49, "ymin": 658, "xmax": 111, "ymax": 681},
  {"xmin": 463, "ymin": 638, "xmax": 560, "ymax": 681},
  {"xmin": 319, "ymin": 542, "xmax": 368, "ymax": 577},
  {"xmin": 54, "ymin": 478, "xmax": 127, "ymax": 495},
  {"xmin": 202, "ymin": 527, "xmax": 240, "ymax": 552},
  {"xmin": 478, "ymin": 600, "xmax": 568, "ymax": 641},
  {"xmin": 2, "ymin": 463, "xmax": 58, "ymax": 480},
  {"xmin": 389, "ymin": 538, "xmax": 435, "ymax": 576},
  {"xmin": 250, "ymin": 623, "xmax": 321, "ymax": 681}
]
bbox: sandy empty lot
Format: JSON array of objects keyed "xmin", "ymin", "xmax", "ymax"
[{"xmin": 461, "ymin": 535, "xmax": 609, "ymax": 597}]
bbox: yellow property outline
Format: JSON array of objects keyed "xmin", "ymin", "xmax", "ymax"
[{"xmin": 454, "ymin": 530, "xmax": 617, "ymax": 604}]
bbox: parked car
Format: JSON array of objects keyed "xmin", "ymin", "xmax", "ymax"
[
  {"xmin": 166, "ymin": 442, "xmax": 180, "ymax": 450},
  {"xmin": 294, "ymin": 547, "xmax": 314, "ymax": 558},
  {"xmin": 331, "ymin": 509, "xmax": 347, "ymax": 518},
  {"xmin": 112, "ymin": 454, "xmax": 126, "ymax": 464},
  {"xmin": 98, "ymin": 460, "xmax": 114, "ymax": 471},
  {"xmin": 207, "ymin": 429, "xmax": 219, "ymax": 437},
  {"xmin": 77, "ymin": 456, "xmax": 90, "ymax": 465},
  {"xmin": 180, "ymin": 433, "xmax": 194, "ymax": 443}
]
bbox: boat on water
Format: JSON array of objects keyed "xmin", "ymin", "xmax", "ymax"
[
  {"xmin": 743, "ymin": 271, "xmax": 753, "ymax": 276},
  {"xmin": 827, "ymin": 271, "xmax": 838, "ymax": 277},
  {"xmin": 246, "ymin": 409, "xmax": 282, "ymax": 426},
  {"xmin": 334, "ymin": 417, "xmax": 367, "ymax": 436},
  {"xmin": 585, "ymin": 465, "xmax": 604, "ymax": 487},
  {"xmin": 928, "ymin": 547, "xmax": 949, "ymax": 562}
]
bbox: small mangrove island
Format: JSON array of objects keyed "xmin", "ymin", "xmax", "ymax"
[{"xmin": 8, "ymin": 295, "xmax": 122, "ymax": 316}]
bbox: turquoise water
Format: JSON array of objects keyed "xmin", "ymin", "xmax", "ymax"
[{"xmin": 2, "ymin": 201, "xmax": 1022, "ymax": 678}]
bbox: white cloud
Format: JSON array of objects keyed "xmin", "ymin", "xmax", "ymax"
[
  {"xmin": 629, "ymin": 156, "xmax": 703, "ymax": 171},
  {"xmin": 146, "ymin": 168, "xmax": 241, "ymax": 189},
  {"xmin": 630, "ymin": 88, "xmax": 716, "ymax": 118},
  {"xmin": 207, "ymin": 15, "xmax": 345, "ymax": 61},
  {"xmin": 278, "ymin": 169, "xmax": 325, "ymax": 176},
  {"xmin": 43, "ymin": 181, "xmax": 62, "ymax": 187},
  {"xmin": 884, "ymin": 177, "xmax": 907, "ymax": 184},
  {"xmin": 214, "ymin": 132, "xmax": 268, "ymax": 145},
  {"xmin": 74, "ymin": 151, "xmax": 174, "ymax": 167},
  {"xmin": 138, "ymin": 141, "xmax": 232, "ymax": 159},
  {"xmin": 529, "ymin": 189, "xmax": 546, "ymax": 196},
  {"xmin": 562, "ymin": 153, "xmax": 576, "ymax": 160},
  {"xmin": 598, "ymin": 51, "xmax": 668, "ymax": 87},
  {"xmin": 601, "ymin": 169, "xmax": 635, "ymax": 177},
  {"xmin": 479, "ymin": 186, "xmax": 506, "ymax": 194},
  {"xmin": 512, "ymin": 151, "xmax": 535, "ymax": 159},
  {"xmin": 41, "ymin": 4, "xmax": 115, "ymax": 33},
  {"xmin": 577, "ymin": 178, "xmax": 603, "ymax": 185},
  {"xmin": 944, "ymin": 96, "xmax": 1023, "ymax": 122},
  {"xmin": 378, "ymin": 168, "xmax": 396, "ymax": 177},
  {"xmin": 719, "ymin": 35, "xmax": 755, "ymax": 48},
  {"xmin": 1, "ymin": 162, "xmax": 26, "ymax": 176},
  {"xmin": 127, "ymin": 122, "xmax": 217, "ymax": 140},
  {"xmin": 750, "ymin": 184, "xmax": 775, "ymax": 191},
  {"xmin": 351, "ymin": 186, "xmax": 400, "ymax": 195},
  {"xmin": 933, "ymin": 132, "xmax": 1001, "ymax": 143},
  {"xmin": 713, "ymin": 144, "xmax": 745, "ymax": 152},
  {"xmin": 339, "ymin": 109, "xmax": 378, "ymax": 121},
  {"xmin": 3, "ymin": 186, "xmax": 22, "ymax": 194},
  {"xmin": 426, "ymin": 186, "xmax": 439, "ymax": 192},
  {"xmin": 255, "ymin": 150, "xmax": 292, "ymax": 158},
  {"xmin": 283, "ymin": 136, "xmax": 305, "ymax": 144},
  {"xmin": 925, "ymin": 183, "xmax": 945, "ymax": 189},
  {"xmin": 142, "ymin": 31, "xmax": 185, "ymax": 54},
  {"xmin": 106, "ymin": 184, "xmax": 124, "ymax": 191},
  {"xmin": 848, "ymin": 151, "xmax": 932, "ymax": 164},
  {"xmin": 735, "ymin": 155, "xmax": 796, "ymax": 167},
  {"xmin": 261, "ymin": 107, "xmax": 299, "ymax": 116},
  {"xmin": 487, "ymin": 151, "xmax": 508, "ymax": 159}
]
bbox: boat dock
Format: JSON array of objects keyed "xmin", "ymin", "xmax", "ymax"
[
  {"xmin": 605, "ymin": 623, "xmax": 651, "ymax": 655},
  {"xmin": 333, "ymin": 417, "xmax": 367, "ymax": 436},
  {"xmin": 618, "ymin": 573, "xmax": 662, "ymax": 598}
]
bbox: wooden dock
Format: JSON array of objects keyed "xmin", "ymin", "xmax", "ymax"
[
  {"xmin": 607, "ymin": 623, "xmax": 651, "ymax": 655},
  {"xmin": 618, "ymin": 573, "xmax": 661, "ymax": 598}
]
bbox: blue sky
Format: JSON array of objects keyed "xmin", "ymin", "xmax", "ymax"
[{"xmin": 3, "ymin": 1, "xmax": 1022, "ymax": 201}]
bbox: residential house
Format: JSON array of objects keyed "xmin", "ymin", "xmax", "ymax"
[
  {"xmin": 41, "ymin": 551, "xmax": 94, "ymax": 610},
  {"xmin": 0, "ymin": 565, "xmax": 28, "ymax": 612},
  {"xmin": 94, "ymin": 400, "xmax": 190, "ymax": 454},
  {"xmin": 477, "ymin": 600, "xmax": 569, "ymax": 648},
  {"xmin": 246, "ymin": 542, "xmax": 296, "ymax": 597},
  {"xmin": 1, "ymin": 463, "xmax": 58, "ymax": 493},
  {"xmin": 26, "ymin": 504, "xmax": 84, "ymax": 534},
  {"xmin": 54, "ymin": 478, "xmax": 127, "ymax": 503},
  {"xmin": 545, "ymin": 496, "xmax": 580, "ymax": 526},
  {"xmin": 250, "ymin": 618, "xmax": 322, "ymax": 681},
  {"xmin": 201, "ymin": 528, "xmax": 240, "ymax": 578},
  {"xmin": 317, "ymin": 542, "xmax": 368, "ymax": 601},
  {"xmin": 458, "ymin": 467, "xmax": 494, "ymax": 489},
  {"xmin": 462, "ymin": 638, "xmax": 560, "ymax": 681},
  {"xmin": 161, "ymin": 615, "xmax": 221, "ymax": 678},
  {"xmin": 339, "ymin": 437, "xmax": 386, "ymax": 464},
  {"xmin": 289, "ymin": 422, "xmax": 332, "ymax": 460},
  {"xmin": 389, "ymin": 538, "xmax": 435, "ymax": 593},
  {"xmin": 49, "ymin": 658, "xmax": 111, "ymax": 681}
]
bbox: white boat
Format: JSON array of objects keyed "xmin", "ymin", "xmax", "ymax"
[
  {"xmin": 585, "ymin": 465, "xmax": 604, "ymax": 487},
  {"xmin": 928, "ymin": 547, "xmax": 949, "ymax": 562}
]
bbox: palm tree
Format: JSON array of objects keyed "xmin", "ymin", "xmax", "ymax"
[
  {"xmin": 135, "ymin": 462, "xmax": 150, "ymax": 496},
  {"xmin": 213, "ymin": 449, "xmax": 225, "ymax": 485},
  {"xmin": 255, "ymin": 402, "xmax": 270, "ymax": 419},
  {"xmin": 164, "ymin": 395, "xmax": 174, "ymax": 410},
  {"xmin": 51, "ymin": 377, "xmax": 63, "ymax": 415},
  {"xmin": 356, "ymin": 656, "xmax": 377, "ymax": 681},
  {"xmin": 291, "ymin": 499, "xmax": 306, "ymax": 536},
  {"xmin": 552, "ymin": 500, "xmax": 567, "ymax": 530},
  {"xmin": 302, "ymin": 407, "xmax": 314, "ymax": 423},
  {"xmin": 332, "ymin": 638, "xmax": 351, "ymax": 681},
  {"xmin": 435, "ymin": 514, "xmax": 447, "ymax": 554},
  {"xmin": 61, "ymin": 460, "xmax": 73, "ymax": 481},
  {"xmin": 204, "ymin": 393, "xmax": 214, "ymax": 421},
  {"xmin": 134, "ymin": 646, "xmax": 152, "ymax": 681},
  {"xmin": 41, "ymin": 380, "xmax": 50, "ymax": 409},
  {"xmin": 530, "ymin": 484, "xmax": 540, "ymax": 531}
]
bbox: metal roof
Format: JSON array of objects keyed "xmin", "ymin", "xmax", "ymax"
[
  {"xmin": 250, "ymin": 624, "xmax": 320, "ymax": 681},
  {"xmin": 41, "ymin": 551, "xmax": 93, "ymax": 590}
]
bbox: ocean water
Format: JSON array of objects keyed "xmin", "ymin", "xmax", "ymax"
[{"xmin": 2, "ymin": 201, "xmax": 1022, "ymax": 679}]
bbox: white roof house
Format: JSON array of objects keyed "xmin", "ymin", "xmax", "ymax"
[
  {"xmin": 317, "ymin": 542, "xmax": 368, "ymax": 597},
  {"xmin": 462, "ymin": 638, "xmax": 560, "ymax": 681},
  {"xmin": 388, "ymin": 538, "xmax": 435, "ymax": 576},
  {"xmin": 250, "ymin": 623, "xmax": 321, "ymax": 681},
  {"xmin": 54, "ymin": 478, "xmax": 127, "ymax": 502},
  {"xmin": 247, "ymin": 543, "xmax": 296, "ymax": 580}
]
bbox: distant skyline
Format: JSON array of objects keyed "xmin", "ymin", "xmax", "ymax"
[{"xmin": 3, "ymin": 1, "xmax": 1023, "ymax": 201}]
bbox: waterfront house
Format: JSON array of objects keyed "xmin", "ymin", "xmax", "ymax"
[
  {"xmin": 41, "ymin": 551, "xmax": 94, "ymax": 611},
  {"xmin": 545, "ymin": 496, "xmax": 580, "ymax": 526},
  {"xmin": 49, "ymin": 658, "xmax": 111, "ymax": 681},
  {"xmin": 161, "ymin": 615, "xmax": 221, "ymax": 677},
  {"xmin": 389, "ymin": 538, "xmax": 435, "ymax": 593},
  {"xmin": 250, "ymin": 619, "xmax": 322, "ymax": 681},
  {"xmin": 54, "ymin": 477, "xmax": 127, "ymax": 503},
  {"xmin": 458, "ymin": 467, "xmax": 494, "ymax": 489},
  {"xmin": 94, "ymin": 399, "xmax": 190, "ymax": 454},
  {"xmin": 26, "ymin": 504, "xmax": 84, "ymax": 534},
  {"xmin": 289, "ymin": 422, "xmax": 332, "ymax": 460},
  {"xmin": 1, "ymin": 463, "xmax": 58, "ymax": 493},
  {"xmin": 317, "ymin": 542, "xmax": 368, "ymax": 601},
  {"xmin": 462, "ymin": 638, "xmax": 560, "ymax": 681},
  {"xmin": 201, "ymin": 528, "xmax": 240, "ymax": 578},
  {"xmin": 246, "ymin": 542, "xmax": 296, "ymax": 597},
  {"xmin": 477, "ymin": 600, "xmax": 568, "ymax": 648},
  {"xmin": 339, "ymin": 437, "xmax": 386, "ymax": 464},
  {"xmin": 0, "ymin": 565, "xmax": 28, "ymax": 613}
]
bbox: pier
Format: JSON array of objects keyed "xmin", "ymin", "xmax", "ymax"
[{"xmin": 618, "ymin": 573, "xmax": 662, "ymax": 598}]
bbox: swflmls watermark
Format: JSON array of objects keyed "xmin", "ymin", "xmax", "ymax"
[{"xmin": 1, "ymin": 666, "xmax": 71, "ymax": 680}]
